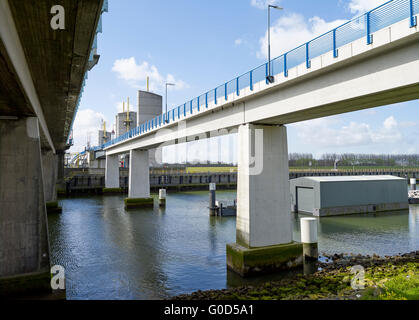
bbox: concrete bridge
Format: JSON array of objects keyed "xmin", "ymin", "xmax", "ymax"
[
  {"xmin": 0, "ymin": 0, "xmax": 107, "ymax": 295},
  {"xmin": 101, "ymin": 1, "xmax": 419, "ymax": 276}
]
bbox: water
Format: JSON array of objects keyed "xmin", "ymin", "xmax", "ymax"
[{"xmin": 48, "ymin": 191, "xmax": 419, "ymax": 300}]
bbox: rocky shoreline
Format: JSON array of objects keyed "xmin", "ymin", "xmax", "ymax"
[{"xmin": 172, "ymin": 251, "xmax": 419, "ymax": 300}]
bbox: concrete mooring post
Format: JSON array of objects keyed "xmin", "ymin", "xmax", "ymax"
[
  {"xmin": 410, "ymin": 178, "xmax": 417, "ymax": 190},
  {"xmin": 159, "ymin": 189, "xmax": 166, "ymax": 206},
  {"xmin": 301, "ymin": 217, "xmax": 318, "ymax": 275},
  {"xmin": 209, "ymin": 183, "xmax": 217, "ymax": 216}
]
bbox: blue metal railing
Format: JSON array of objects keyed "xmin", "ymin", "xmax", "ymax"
[{"xmin": 98, "ymin": 0, "xmax": 417, "ymax": 151}]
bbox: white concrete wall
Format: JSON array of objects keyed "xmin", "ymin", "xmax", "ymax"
[
  {"xmin": 236, "ymin": 124, "xmax": 292, "ymax": 248},
  {"xmin": 128, "ymin": 149, "xmax": 150, "ymax": 199}
]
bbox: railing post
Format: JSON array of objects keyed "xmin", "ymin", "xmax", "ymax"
[
  {"xmin": 178, "ymin": 106, "xmax": 180, "ymax": 118},
  {"xmin": 250, "ymin": 70, "xmax": 253, "ymax": 91},
  {"xmin": 306, "ymin": 42, "xmax": 311, "ymax": 68},
  {"xmin": 197, "ymin": 96, "xmax": 200, "ymax": 112},
  {"xmin": 366, "ymin": 11, "xmax": 373, "ymax": 44},
  {"xmin": 184, "ymin": 103, "xmax": 186, "ymax": 116},
  {"xmin": 225, "ymin": 83, "xmax": 228, "ymax": 100},
  {"xmin": 206, "ymin": 92, "xmax": 208, "ymax": 108},
  {"xmin": 172, "ymin": 109, "xmax": 175, "ymax": 121},
  {"xmin": 190, "ymin": 100, "xmax": 193, "ymax": 114},
  {"xmin": 215, "ymin": 88, "xmax": 217, "ymax": 105},
  {"xmin": 236, "ymin": 77, "xmax": 240, "ymax": 96},
  {"xmin": 333, "ymin": 29, "xmax": 338, "ymax": 58},
  {"xmin": 410, "ymin": 0, "xmax": 417, "ymax": 27},
  {"xmin": 284, "ymin": 53, "xmax": 288, "ymax": 77}
]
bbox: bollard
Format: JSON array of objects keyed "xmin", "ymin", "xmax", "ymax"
[
  {"xmin": 301, "ymin": 217, "xmax": 318, "ymax": 275},
  {"xmin": 209, "ymin": 183, "xmax": 217, "ymax": 216},
  {"xmin": 159, "ymin": 189, "xmax": 166, "ymax": 207},
  {"xmin": 300, "ymin": 217, "xmax": 318, "ymax": 261},
  {"xmin": 410, "ymin": 178, "xmax": 417, "ymax": 190}
]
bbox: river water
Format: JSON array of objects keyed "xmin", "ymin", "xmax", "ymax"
[{"xmin": 48, "ymin": 190, "xmax": 419, "ymax": 300}]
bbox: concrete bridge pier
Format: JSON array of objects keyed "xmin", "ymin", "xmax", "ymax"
[
  {"xmin": 0, "ymin": 117, "xmax": 51, "ymax": 296},
  {"xmin": 227, "ymin": 124, "xmax": 302, "ymax": 277},
  {"xmin": 125, "ymin": 149, "xmax": 153, "ymax": 208},
  {"xmin": 41, "ymin": 149, "xmax": 62, "ymax": 213},
  {"xmin": 105, "ymin": 154, "xmax": 120, "ymax": 191}
]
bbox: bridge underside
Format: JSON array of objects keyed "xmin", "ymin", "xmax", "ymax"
[{"xmin": 0, "ymin": 0, "xmax": 103, "ymax": 152}]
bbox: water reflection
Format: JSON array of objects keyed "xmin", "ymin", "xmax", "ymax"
[{"xmin": 49, "ymin": 192, "xmax": 418, "ymax": 299}]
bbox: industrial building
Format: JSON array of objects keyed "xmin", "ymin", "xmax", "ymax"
[
  {"xmin": 290, "ymin": 175, "xmax": 408, "ymax": 216},
  {"xmin": 115, "ymin": 111, "xmax": 137, "ymax": 137},
  {"xmin": 98, "ymin": 129, "xmax": 112, "ymax": 146}
]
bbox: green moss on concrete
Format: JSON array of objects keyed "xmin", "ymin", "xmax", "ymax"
[
  {"xmin": 227, "ymin": 242, "xmax": 303, "ymax": 276},
  {"xmin": 103, "ymin": 187, "xmax": 124, "ymax": 194},
  {"xmin": 0, "ymin": 271, "xmax": 51, "ymax": 297},
  {"xmin": 124, "ymin": 197, "xmax": 154, "ymax": 209},
  {"xmin": 46, "ymin": 201, "xmax": 63, "ymax": 214}
]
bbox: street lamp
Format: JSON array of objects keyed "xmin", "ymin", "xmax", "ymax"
[
  {"xmin": 165, "ymin": 82, "xmax": 175, "ymax": 123},
  {"xmin": 267, "ymin": 5, "xmax": 283, "ymax": 84}
]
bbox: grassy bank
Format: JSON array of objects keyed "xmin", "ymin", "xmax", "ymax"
[{"xmin": 173, "ymin": 251, "xmax": 418, "ymax": 300}]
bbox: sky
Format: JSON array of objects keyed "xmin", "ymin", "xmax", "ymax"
[{"xmin": 71, "ymin": 0, "xmax": 419, "ymax": 162}]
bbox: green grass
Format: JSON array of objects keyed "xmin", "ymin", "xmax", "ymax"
[
  {"xmin": 184, "ymin": 166, "xmax": 417, "ymax": 173},
  {"xmin": 289, "ymin": 166, "xmax": 419, "ymax": 170},
  {"xmin": 362, "ymin": 273, "xmax": 419, "ymax": 300}
]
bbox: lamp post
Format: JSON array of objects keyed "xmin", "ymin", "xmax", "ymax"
[
  {"xmin": 267, "ymin": 5, "xmax": 283, "ymax": 84},
  {"xmin": 165, "ymin": 82, "xmax": 175, "ymax": 123}
]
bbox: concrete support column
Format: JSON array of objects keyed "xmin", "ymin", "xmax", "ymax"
[
  {"xmin": 125, "ymin": 149, "xmax": 153, "ymax": 208},
  {"xmin": 227, "ymin": 124, "xmax": 302, "ymax": 277},
  {"xmin": 105, "ymin": 154, "xmax": 120, "ymax": 189},
  {"xmin": 0, "ymin": 117, "xmax": 51, "ymax": 295},
  {"xmin": 41, "ymin": 149, "xmax": 62, "ymax": 214}
]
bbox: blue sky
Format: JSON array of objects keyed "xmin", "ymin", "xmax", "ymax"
[{"xmin": 71, "ymin": 0, "xmax": 418, "ymax": 162}]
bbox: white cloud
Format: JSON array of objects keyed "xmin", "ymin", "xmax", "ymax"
[
  {"xmin": 348, "ymin": 0, "xmax": 388, "ymax": 15},
  {"xmin": 112, "ymin": 57, "xmax": 188, "ymax": 92},
  {"xmin": 292, "ymin": 115, "xmax": 406, "ymax": 148},
  {"xmin": 70, "ymin": 108, "xmax": 106, "ymax": 152},
  {"xmin": 258, "ymin": 13, "xmax": 347, "ymax": 59},
  {"xmin": 250, "ymin": 0, "xmax": 281, "ymax": 10},
  {"xmin": 235, "ymin": 38, "xmax": 243, "ymax": 46}
]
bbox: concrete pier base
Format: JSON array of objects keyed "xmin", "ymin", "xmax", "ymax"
[
  {"xmin": 227, "ymin": 124, "xmax": 302, "ymax": 276},
  {"xmin": 0, "ymin": 118, "xmax": 51, "ymax": 296},
  {"xmin": 226, "ymin": 242, "xmax": 303, "ymax": 277},
  {"xmin": 124, "ymin": 197, "xmax": 154, "ymax": 209}
]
